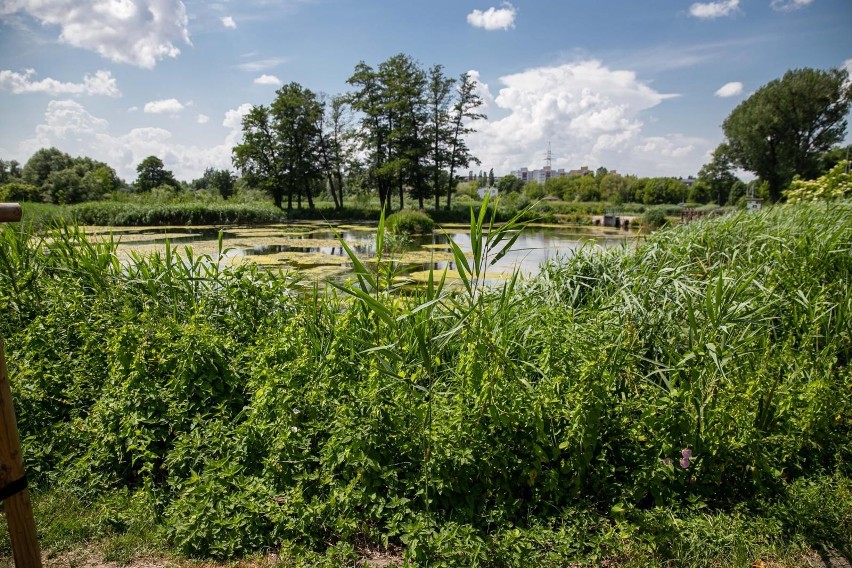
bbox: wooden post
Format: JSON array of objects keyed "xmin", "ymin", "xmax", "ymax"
[
  {"xmin": 0, "ymin": 204, "xmax": 23, "ymax": 223},
  {"xmin": 0, "ymin": 340, "xmax": 42, "ymax": 567}
]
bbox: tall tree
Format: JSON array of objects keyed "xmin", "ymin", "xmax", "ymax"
[
  {"xmin": 317, "ymin": 94, "xmax": 355, "ymax": 210},
  {"xmin": 378, "ymin": 53, "xmax": 429, "ymax": 210},
  {"xmin": 722, "ymin": 67, "xmax": 852, "ymax": 201},
  {"xmin": 233, "ymin": 83, "xmax": 323, "ymax": 215},
  {"xmin": 233, "ymin": 105, "xmax": 285, "ymax": 207},
  {"xmin": 445, "ymin": 72, "xmax": 486, "ymax": 209},
  {"xmin": 427, "ymin": 65, "xmax": 455, "ymax": 210},
  {"xmin": 135, "ymin": 156, "xmax": 179, "ymax": 192},
  {"xmin": 696, "ymin": 144, "xmax": 740, "ymax": 205},
  {"xmin": 348, "ymin": 62, "xmax": 393, "ymax": 211},
  {"xmin": 271, "ymin": 82, "xmax": 323, "ymax": 212}
]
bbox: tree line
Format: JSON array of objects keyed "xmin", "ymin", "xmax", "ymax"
[
  {"xmin": 232, "ymin": 53, "xmax": 486, "ymax": 215},
  {"xmin": 2, "ymin": 65, "xmax": 849, "ymax": 208}
]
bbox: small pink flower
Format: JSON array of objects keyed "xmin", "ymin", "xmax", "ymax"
[
  {"xmin": 679, "ymin": 457, "xmax": 690, "ymax": 469},
  {"xmin": 681, "ymin": 448, "xmax": 692, "ymax": 459},
  {"xmin": 662, "ymin": 457, "xmax": 673, "ymax": 466}
]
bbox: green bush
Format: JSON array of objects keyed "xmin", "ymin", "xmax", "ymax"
[
  {"xmin": 0, "ymin": 181, "xmax": 44, "ymax": 203},
  {"xmin": 385, "ymin": 209, "xmax": 435, "ymax": 235},
  {"xmin": 641, "ymin": 207, "xmax": 668, "ymax": 228}
]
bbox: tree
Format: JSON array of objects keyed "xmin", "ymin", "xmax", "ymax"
[
  {"xmin": 488, "ymin": 168, "xmax": 494, "ymax": 187},
  {"xmin": 696, "ymin": 144, "xmax": 740, "ymax": 205},
  {"xmin": 642, "ymin": 178, "xmax": 687, "ymax": 205},
  {"xmin": 444, "ymin": 72, "xmax": 486, "ymax": 209},
  {"xmin": 722, "ymin": 67, "xmax": 852, "ymax": 201},
  {"xmin": 317, "ymin": 94, "xmax": 355, "ymax": 209},
  {"xmin": 496, "ymin": 174, "xmax": 525, "ymax": 194},
  {"xmin": 378, "ymin": 54, "xmax": 429, "ymax": 210},
  {"xmin": 348, "ymin": 62, "xmax": 393, "ymax": 211},
  {"xmin": 0, "ymin": 159, "xmax": 21, "ymax": 184},
  {"xmin": 599, "ymin": 173, "xmax": 629, "ymax": 203},
  {"xmin": 80, "ymin": 165, "xmax": 122, "ymax": 200},
  {"xmin": 22, "ymin": 147, "xmax": 73, "ymax": 187},
  {"xmin": 233, "ymin": 83, "xmax": 323, "ymax": 214},
  {"xmin": 194, "ymin": 168, "xmax": 236, "ymax": 200},
  {"xmin": 426, "ymin": 64, "xmax": 455, "ymax": 210},
  {"xmin": 136, "ymin": 156, "xmax": 179, "ymax": 192}
]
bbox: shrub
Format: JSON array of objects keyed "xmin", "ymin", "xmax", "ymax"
[
  {"xmin": 0, "ymin": 181, "xmax": 44, "ymax": 202},
  {"xmin": 785, "ymin": 160, "xmax": 852, "ymax": 203},
  {"xmin": 641, "ymin": 207, "xmax": 668, "ymax": 228},
  {"xmin": 385, "ymin": 209, "xmax": 435, "ymax": 235}
]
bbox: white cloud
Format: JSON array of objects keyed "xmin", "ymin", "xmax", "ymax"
[
  {"xmin": 196, "ymin": 114, "xmax": 210, "ymax": 124},
  {"xmin": 221, "ymin": 15, "xmax": 236, "ymax": 28},
  {"xmin": 13, "ymin": 99, "xmax": 253, "ymax": 181},
  {"xmin": 770, "ymin": 0, "xmax": 813, "ymax": 11},
  {"xmin": 0, "ymin": 68, "xmax": 120, "ymax": 96},
  {"xmin": 714, "ymin": 81, "xmax": 743, "ymax": 97},
  {"xmin": 128, "ymin": 106, "xmax": 138, "ymax": 112},
  {"xmin": 253, "ymin": 74, "xmax": 281, "ymax": 86},
  {"xmin": 689, "ymin": 0, "xmax": 740, "ymax": 19},
  {"xmin": 0, "ymin": 0, "xmax": 191, "ymax": 68},
  {"xmin": 466, "ymin": 3, "xmax": 516, "ymax": 31},
  {"xmin": 466, "ymin": 61, "xmax": 708, "ymax": 177},
  {"xmin": 144, "ymin": 98, "xmax": 185, "ymax": 114},
  {"xmin": 237, "ymin": 57, "xmax": 290, "ymax": 72}
]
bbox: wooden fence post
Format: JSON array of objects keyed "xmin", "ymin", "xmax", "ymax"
[
  {"xmin": 0, "ymin": 341, "xmax": 42, "ymax": 566},
  {"xmin": 0, "ymin": 204, "xmax": 22, "ymax": 223}
]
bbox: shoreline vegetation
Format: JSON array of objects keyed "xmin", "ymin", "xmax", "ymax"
[
  {"xmin": 0, "ymin": 201, "xmax": 850, "ymax": 566},
  {"xmin": 14, "ymin": 198, "xmax": 730, "ymax": 231}
]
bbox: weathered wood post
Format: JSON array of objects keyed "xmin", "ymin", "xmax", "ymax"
[
  {"xmin": 0, "ymin": 202, "xmax": 42, "ymax": 567},
  {"xmin": 0, "ymin": 342, "xmax": 41, "ymax": 567}
]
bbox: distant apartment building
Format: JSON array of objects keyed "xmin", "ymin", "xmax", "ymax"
[{"xmin": 508, "ymin": 165, "xmax": 616, "ymax": 183}]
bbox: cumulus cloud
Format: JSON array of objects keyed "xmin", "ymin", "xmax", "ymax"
[
  {"xmin": 0, "ymin": 0, "xmax": 191, "ymax": 68},
  {"xmin": 467, "ymin": 3, "xmax": 516, "ymax": 31},
  {"xmin": 689, "ymin": 0, "xmax": 740, "ymax": 18},
  {"xmin": 144, "ymin": 98, "xmax": 185, "ymax": 114},
  {"xmin": 221, "ymin": 16, "xmax": 236, "ymax": 28},
  {"xmin": 253, "ymin": 74, "xmax": 281, "ymax": 86},
  {"xmin": 770, "ymin": 0, "xmax": 813, "ymax": 11},
  {"xmin": 714, "ymin": 81, "xmax": 743, "ymax": 97},
  {"xmin": 466, "ymin": 61, "xmax": 708, "ymax": 177},
  {"xmin": 0, "ymin": 69, "xmax": 120, "ymax": 96},
  {"xmin": 14, "ymin": 99, "xmax": 253, "ymax": 181},
  {"xmin": 237, "ymin": 57, "xmax": 290, "ymax": 72},
  {"xmin": 196, "ymin": 114, "xmax": 209, "ymax": 124}
]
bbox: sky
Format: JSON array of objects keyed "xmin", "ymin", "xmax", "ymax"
[{"xmin": 1, "ymin": 0, "xmax": 850, "ymax": 183}]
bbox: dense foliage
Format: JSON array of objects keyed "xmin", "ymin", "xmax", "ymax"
[
  {"xmin": 785, "ymin": 160, "xmax": 852, "ymax": 203},
  {"xmin": 722, "ymin": 67, "xmax": 852, "ymax": 201},
  {"xmin": 1, "ymin": 202, "xmax": 850, "ymax": 564},
  {"xmin": 385, "ymin": 209, "xmax": 435, "ymax": 235}
]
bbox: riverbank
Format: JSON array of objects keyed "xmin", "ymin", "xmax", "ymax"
[
  {"xmin": 1, "ymin": 201, "xmax": 849, "ymax": 566},
  {"xmin": 14, "ymin": 199, "xmax": 710, "ymax": 229}
]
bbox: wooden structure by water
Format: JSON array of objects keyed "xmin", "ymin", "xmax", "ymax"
[{"xmin": 0, "ymin": 203, "xmax": 42, "ymax": 567}]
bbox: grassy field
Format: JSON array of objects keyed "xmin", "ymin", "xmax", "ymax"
[{"xmin": 0, "ymin": 201, "xmax": 849, "ymax": 566}]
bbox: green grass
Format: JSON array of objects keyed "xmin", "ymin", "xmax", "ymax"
[{"xmin": 0, "ymin": 201, "xmax": 850, "ymax": 565}]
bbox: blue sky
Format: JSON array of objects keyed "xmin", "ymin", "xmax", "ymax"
[{"xmin": 1, "ymin": 0, "xmax": 850, "ymax": 182}]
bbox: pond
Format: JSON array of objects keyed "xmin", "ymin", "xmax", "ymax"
[{"xmin": 81, "ymin": 221, "xmax": 640, "ymax": 285}]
